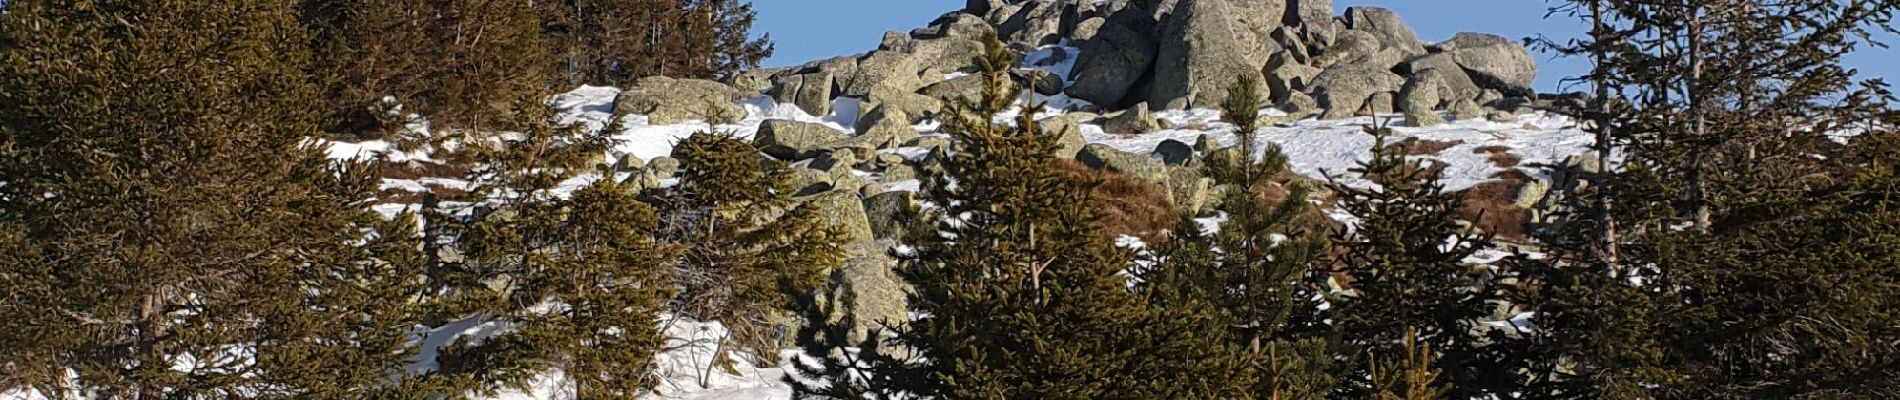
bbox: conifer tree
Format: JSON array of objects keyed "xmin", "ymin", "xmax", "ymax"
[
  {"xmin": 1520, "ymin": 0, "xmax": 1900, "ymax": 397},
  {"xmin": 1323, "ymin": 124, "xmax": 1516, "ymax": 398},
  {"xmin": 0, "ymin": 0, "xmax": 430, "ymax": 396},
  {"xmin": 543, "ymin": 0, "xmax": 774, "ymax": 86},
  {"xmin": 1140, "ymin": 76, "xmax": 1336, "ymax": 399},
  {"xmin": 793, "ymin": 34, "xmax": 1256, "ymax": 399},
  {"xmin": 305, "ymin": 0, "xmax": 551, "ymax": 136},
  {"xmin": 654, "ymin": 130, "xmax": 845, "ymax": 363},
  {"xmin": 426, "ymin": 97, "xmax": 682, "ymax": 397}
]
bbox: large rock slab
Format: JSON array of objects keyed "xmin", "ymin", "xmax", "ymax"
[
  {"xmin": 1440, "ymin": 32, "xmax": 1537, "ymax": 96},
  {"xmin": 1150, "ymin": 0, "xmax": 1272, "ymax": 110},
  {"xmin": 840, "ymin": 51, "xmax": 928, "ymax": 98},
  {"xmin": 1311, "ymin": 63, "xmax": 1405, "ymax": 120},
  {"xmin": 862, "ymin": 86, "xmax": 944, "ymax": 124},
  {"xmin": 1066, "ymin": 16, "xmax": 1157, "ymax": 107},
  {"xmin": 613, "ymin": 77, "xmax": 749, "ymax": 125},
  {"xmin": 756, "ymin": 120, "xmax": 850, "ymax": 160},
  {"xmin": 1285, "ymin": 0, "xmax": 1333, "ymax": 27}
]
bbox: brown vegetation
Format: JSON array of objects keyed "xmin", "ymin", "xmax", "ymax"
[{"xmin": 1053, "ymin": 160, "xmax": 1179, "ymax": 245}]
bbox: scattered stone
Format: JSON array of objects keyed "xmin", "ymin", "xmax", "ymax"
[
  {"xmin": 1154, "ymin": 139, "xmax": 1196, "ymax": 166},
  {"xmin": 1077, "ymin": 143, "xmax": 1168, "ymax": 182},
  {"xmin": 1450, "ymin": 98, "xmax": 1485, "ymax": 120},
  {"xmin": 1279, "ymin": 91, "xmax": 1320, "ymax": 116},
  {"xmin": 1487, "ymin": 110, "xmax": 1518, "ymax": 123},
  {"xmin": 1102, "ymin": 102, "xmax": 1162, "ymax": 135}
]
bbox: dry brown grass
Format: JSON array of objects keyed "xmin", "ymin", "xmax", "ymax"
[
  {"xmin": 1386, "ymin": 138, "xmax": 1465, "ymax": 156},
  {"xmin": 1457, "ymin": 175, "xmax": 1532, "ymax": 242},
  {"xmin": 1472, "ymin": 145, "xmax": 1522, "ymax": 168},
  {"xmin": 1054, "ymin": 160, "xmax": 1180, "ymax": 245}
]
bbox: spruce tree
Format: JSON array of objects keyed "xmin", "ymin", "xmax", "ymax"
[
  {"xmin": 426, "ymin": 97, "xmax": 682, "ymax": 397},
  {"xmin": 794, "ymin": 34, "xmax": 1256, "ymax": 399},
  {"xmin": 1139, "ymin": 76, "xmax": 1336, "ymax": 399},
  {"xmin": 0, "ymin": 0, "xmax": 429, "ymax": 396},
  {"xmin": 654, "ymin": 130, "xmax": 845, "ymax": 363},
  {"xmin": 1323, "ymin": 124, "xmax": 1515, "ymax": 398}
]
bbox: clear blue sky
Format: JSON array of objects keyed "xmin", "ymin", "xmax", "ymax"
[{"xmin": 752, "ymin": 0, "xmax": 1897, "ymax": 94}]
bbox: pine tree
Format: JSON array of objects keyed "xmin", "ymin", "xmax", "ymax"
[
  {"xmin": 0, "ymin": 0, "xmax": 429, "ymax": 396},
  {"xmin": 654, "ymin": 130, "xmax": 846, "ymax": 363},
  {"xmin": 426, "ymin": 97, "xmax": 682, "ymax": 397},
  {"xmin": 1322, "ymin": 123, "xmax": 1516, "ymax": 398},
  {"xmin": 792, "ymin": 34, "xmax": 1256, "ymax": 399}
]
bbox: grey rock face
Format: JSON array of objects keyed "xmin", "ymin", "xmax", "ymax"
[
  {"xmin": 1265, "ymin": 58, "xmax": 1323, "ymax": 103},
  {"xmin": 1150, "ymin": 0, "xmax": 1272, "ymax": 110},
  {"xmin": 1066, "ymin": 17, "xmax": 1157, "ymax": 107},
  {"xmin": 755, "ymin": 120, "xmax": 849, "ymax": 160},
  {"xmin": 841, "ymin": 51, "xmax": 926, "ymax": 98},
  {"xmin": 613, "ymin": 76, "xmax": 749, "ymax": 125},
  {"xmin": 771, "ymin": 72, "xmax": 834, "ymax": 117},
  {"xmin": 1310, "ymin": 29, "xmax": 1382, "ymax": 68},
  {"xmin": 914, "ymin": 11, "xmax": 994, "ymax": 39},
  {"xmin": 849, "ymin": 106, "xmax": 920, "ymax": 150},
  {"xmin": 1441, "ymin": 32, "xmax": 1537, "ymax": 96},
  {"xmin": 997, "ymin": 0, "xmax": 1065, "ymax": 49},
  {"xmin": 1311, "ymin": 64, "xmax": 1405, "ymax": 120},
  {"xmin": 1038, "ymin": 115, "xmax": 1088, "ymax": 159},
  {"xmin": 863, "ymin": 190, "xmax": 915, "ymax": 240},
  {"xmin": 1343, "ymin": 7, "xmax": 1425, "ymax": 56},
  {"xmin": 1399, "ymin": 69, "xmax": 1450, "ymax": 127}
]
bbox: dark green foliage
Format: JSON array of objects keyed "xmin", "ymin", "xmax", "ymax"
[
  {"xmin": 427, "ymin": 97, "xmax": 682, "ymax": 397},
  {"xmin": 544, "ymin": 0, "xmax": 774, "ymax": 86},
  {"xmin": 1140, "ymin": 76, "xmax": 1336, "ymax": 400},
  {"xmin": 305, "ymin": 0, "xmax": 551, "ymax": 136},
  {"xmin": 791, "ymin": 34, "xmax": 1256, "ymax": 400},
  {"xmin": 0, "ymin": 0, "xmax": 428, "ymax": 396},
  {"xmin": 1521, "ymin": 0, "xmax": 1900, "ymax": 398},
  {"xmin": 1323, "ymin": 123, "xmax": 1514, "ymax": 398},
  {"xmin": 656, "ymin": 131, "xmax": 846, "ymax": 363}
]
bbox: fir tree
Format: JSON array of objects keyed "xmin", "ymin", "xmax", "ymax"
[
  {"xmin": 0, "ymin": 0, "xmax": 429, "ymax": 396},
  {"xmin": 1322, "ymin": 123, "xmax": 1517, "ymax": 398}
]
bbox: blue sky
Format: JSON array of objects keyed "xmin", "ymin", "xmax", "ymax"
[{"xmin": 753, "ymin": 0, "xmax": 1896, "ymax": 94}]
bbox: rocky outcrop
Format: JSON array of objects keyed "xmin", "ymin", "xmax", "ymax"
[
  {"xmin": 1102, "ymin": 102, "xmax": 1161, "ymax": 135},
  {"xmin": 1399, "ymin": 68, "xmax": 1450, "ymax": 127}
]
